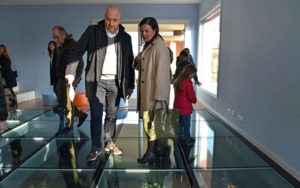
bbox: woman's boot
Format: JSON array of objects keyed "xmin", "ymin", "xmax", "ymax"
[
  {"xmin": 8, "ymin": 88, "xmax": 17, "ymax": 107},
  {"xmin": 137, "ymin": 140, "xmax": 156, "ymax": 164}
]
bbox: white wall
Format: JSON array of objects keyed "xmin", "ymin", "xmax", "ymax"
[{"xmin": 198, "ymin": 0, "xmax": 300, "ymax": 181}]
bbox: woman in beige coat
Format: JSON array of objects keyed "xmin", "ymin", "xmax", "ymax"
[{"xmin": 133, "ymin": 17, "xmax": 171, "ymax": 164}]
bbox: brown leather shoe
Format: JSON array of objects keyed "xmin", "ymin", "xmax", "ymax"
[
  {"xmin": 86, "ymin": 146, "xmax": 102, "ymax": 161},
  {"xmin": 105, "ymin": 143, "xmax": 114, "ymax": 152},
  {"xmin": 105, "ymin": 142, "xmax": 123, "ymax": 156}
]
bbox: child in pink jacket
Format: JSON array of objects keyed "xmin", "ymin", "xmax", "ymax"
[{"xmin": 173, "ymin": 64, "xmax": 198, "ymax": 143}]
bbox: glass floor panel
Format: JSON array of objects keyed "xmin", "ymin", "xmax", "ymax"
[
  {"xmin": 190, "ymin": 120, "xmax": 234, "ymax": 138},
  {"xmin": 117, "ymin": 123, "xmax": 146, "ymax": 138},
  {"xmin": 0, "ymin": 169, "xmax": 95, "ymax": 188},
  {"xmin": 0, "ymin": 138, "xmax": 48, "ymax": 178},
  {"xmin": 191, "ymin": 110, "xmax": 216, "ymax": 121},
  {"xmin": 97, "ymin": 169, "xmax": 190, "ymax": 188},
  {"xmin": 54, "ymin": 120, "xmax": 112, "ymax": 138},
  {"xmin": 6, "ymin": 120, "xmax": 21, "ymax": 130},
  {"xmin": 32, "ymin": 109, "xmax": 136, "ymax": 121},
  {"xmin": 193, "ymin": 168, "xmax": 293, "ymax": 188},
  {"xmin": 56, "ymin": 121, "xmax": 92, "ymax": 138},
  {"xmin": 0, "ymin": 109, "xmax": 296, "ymax": 187},
  {"xmin": 32, "ymin": 111, "xmax": 66, "ymax": 121},
  {"xmin": 7, "ymin": 109, "xmax": 46, "ymax": 122},
  {"xmin": 0, "ymin": 168, "xmax": 12, "ymax": 179},
  {"xmin": 3, "ymin": 109, "xmax": 47, "ymax": 131},
  {"xmin": 106, "ymin": 138, "xmax": 184, "ymax": 169},
  {"xmin": 22, "ymin": 138, "xmax": 104, "ymax": 169},
  {"xmin": 183, "ymin": 136, "xmax": 268, "ymax": 169},
  {"xmin": 1, "ymin": 121, "xmax": 63, "ymax": 138}
]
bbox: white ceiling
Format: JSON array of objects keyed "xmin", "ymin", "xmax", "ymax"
[{"xmin": 0, "ymin": 0, "xmax": 202, "ymax": 6}]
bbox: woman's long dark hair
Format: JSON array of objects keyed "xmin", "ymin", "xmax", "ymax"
[
  {"xmin": 139, "ymin": 17, "xmax": 161, "ymax": 49},
  {"xmin": 48, "ymin": 41, "xmax": 56, "ymax": 56},
  {"xmin": 0, "ymin": 44, "xmax": 11, "ymax": 61},
  {"xmin": 173, "ymin": 64, "xmax": 197, "ymax": 92}
]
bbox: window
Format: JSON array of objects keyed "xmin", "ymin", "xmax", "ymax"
[{"xmin": 198, "ymin": 7, "xmax": 221, "ymax": 96}]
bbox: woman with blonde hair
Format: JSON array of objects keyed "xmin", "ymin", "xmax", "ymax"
[{"xmin": 0, "ymin": 44, "xmax": 17, "ymax": 106}]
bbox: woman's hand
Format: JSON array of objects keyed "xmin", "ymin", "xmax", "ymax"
[
  {"xmin": 135, "ymin": 53, "xmax": 142, "ymax": 62},
  {"xmin": 195, "ymin": 80, "xmax": 201, "ymax": 86},
  {"xmin": 133, "ymin": 53, "xmax": 142, "ymax": 69}
]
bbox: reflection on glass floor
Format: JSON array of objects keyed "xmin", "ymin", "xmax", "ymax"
[
  {"xmin": 0, "ymin": 109, "xmax": 294, "ymax": 188},
  {"xmin": 98, "ymin": 169, "xmax": 190, "ymax": 188}
]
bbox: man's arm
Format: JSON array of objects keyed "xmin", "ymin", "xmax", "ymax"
[
  {"xmin": 66, "ymin": 26, "xmax": 90, "ymax": 84},
  {"xmin": 74, "ymin": 56, "xmax": 84, "ymax": 83},
  {"xmin": 128, "ymin": 36, "xmax": 135, "ymax": 90},
  {"xmin": 127, "ymin": 35, "xmax": 135, "ymax": 98}
]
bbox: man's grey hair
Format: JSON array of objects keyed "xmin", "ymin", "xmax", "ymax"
[{"xmin": 52, "ymin": 25, "xmax": 68, "ymax": 36}]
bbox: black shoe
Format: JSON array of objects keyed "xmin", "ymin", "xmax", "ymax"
[
  {"xmin": 52, "ymin": 106, "xmax": 60, "ymax": 111},
  {"xmin": 77, "ymin": 113, "xmax": 88, "ymax": 128},
  {"xmin": 57, "ymin": 127, "xmax": 72, "ymax": 136},
  {"xmin": 185, "ymin": 138, "xmax": 195, "ymax": 143},
  {"xmin": 137, "ymin": 153, "xmax": 156, "ymax": 164},
  {"xmin": 53, "ymin": 107, "xmax": 64, "ymax": 115},
  {"xmin": 10, "ymin": 100, "xmax": 17, "ymax": 107}
]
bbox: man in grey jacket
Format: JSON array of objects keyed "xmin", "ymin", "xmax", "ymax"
[{"xmin": 65, "ymin": 6, "xmax": 135, "ymax": 161}]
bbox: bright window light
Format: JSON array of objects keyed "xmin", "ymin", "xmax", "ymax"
[{"xmin": 198, "ymin": 8, "xmax": 221, "ymax": 96}]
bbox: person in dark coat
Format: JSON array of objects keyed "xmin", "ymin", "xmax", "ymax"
[
  {"xmin": 65, "ymin": 6, "xmax": 135, "ymax": 161},
  {"xmin": 176, "ymin": 48, "xmax": 196, "ymax": 68},
  {"xmin": 48, "ymin": 41, "xmax": 58, "ymax": 96},
  {"xmin": 173, "ymin": 50, "xmax": 201, "ymax": 86},
  {"xmin": 52, "ymin": 26, "xmax": 86, "ymax": 130},
  {"xmin": 0, "ymin": 44, "xmax": 17, "ymax": 106},
  {"xmin": 0, "ymin": 73, "xmax": 8, "ymax": 131}
]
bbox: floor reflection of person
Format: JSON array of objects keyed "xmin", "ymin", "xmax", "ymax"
[
  {"xmin": 143, "ymin": 139, "xmax": 171, "ymax": 187},
  {"xmin": 9, "ymin": 138, "xmax": 23, "ymax": 165},
  {"xmin": 133, "ymin": 17, "xmax": 171, "ymax": 164},
  {"xmin": 173, "ymin": 141, "xmax": 193, "ymax": 188},
  {"xmin": 57, "ymin": 134, "xmax": 88, "ymax": 188}
]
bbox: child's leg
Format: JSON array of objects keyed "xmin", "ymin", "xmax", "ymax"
[
  {"xmin": 183, "ymin": 115, "xmax": 191, "ymax": 139},
  {"xmin": 177, "ymin": 115, "xmax": 184, "ymax": 138}
]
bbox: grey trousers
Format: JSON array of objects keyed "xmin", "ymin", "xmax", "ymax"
[{"xmin": 88, "ymin": 79, "xmax": 121, "ymax": 148}]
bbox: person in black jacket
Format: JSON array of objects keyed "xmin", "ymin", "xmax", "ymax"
[
  {"xmin": 0, "ymin": 44, "xmax": 17, "ymax": 107},
  {"xmin": 173, "ymin": 50, "xmax": 201, "ymax": 86},
  {"xmin": 0, "ymin": 73, "xmax": 8, "ymax": 131},
  {"xmin": 175, "ymin": 48, "xmax": 196, "ymax": 68},
  {"xmin": 65, "ymin": 5, "xmax": 135, "ymax": 161},
  {"xmin": 48, "ymin": 41, "xmax": 58, "ymax": 96},
  {"xmin": 52, "ymin": 26, "xmax": 86, "ymax": 130}
]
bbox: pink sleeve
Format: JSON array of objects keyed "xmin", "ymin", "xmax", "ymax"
[{"xmin": 185, "ymin": 80, "xmax": 197, "ymax": 104}]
